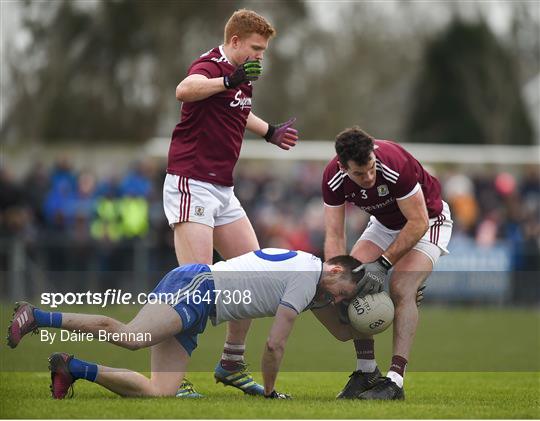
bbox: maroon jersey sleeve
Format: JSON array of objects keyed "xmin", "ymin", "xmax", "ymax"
[
  {"xmin": 389, "ymin": 159, "xmax": 420, "ymax": 200},
  {"xmin": 188, "ymin": 60, "xmax": 223, "ymax": 79},
  {"xmin": 374, "ymin": 141, "xmax": 420, "ymax": 200},
  {"xmin": 322, "ymin": 158, "xmax": 346, "ymax": 206}
]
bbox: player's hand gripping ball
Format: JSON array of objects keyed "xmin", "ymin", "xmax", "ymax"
[
  {"xmin": 354, "ymin": 256, "xmax": 393, "ymax": 297},
  {"xmin": 347, "ymin": 291, "xmax": 394, "ymax": 335}
]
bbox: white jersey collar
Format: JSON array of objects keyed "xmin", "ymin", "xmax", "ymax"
[{"xmin": 219, "ymin": 45, "xmax": 232, "ymax": 64}]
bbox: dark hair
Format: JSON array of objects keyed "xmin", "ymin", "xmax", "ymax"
[
  {"xmin": 325, "ymin": 255, "xmax": 364, "ymax": 284},
  {"xmin": 335, "ymin": 126, "xmax": 375, "ymax": 167}
]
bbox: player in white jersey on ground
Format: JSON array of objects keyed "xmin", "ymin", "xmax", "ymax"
[{"xmin": 7, "ymin": 249, "xmax": 363, "ymax": 399}]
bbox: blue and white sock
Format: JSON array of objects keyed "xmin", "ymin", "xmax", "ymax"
[
  {"xmin": 33, "ymin": 308, "xmax": 62, "ymax": 328},
  {"xmin": 68, "ymin": 358, "xmax": 98, "ymax": 382}
]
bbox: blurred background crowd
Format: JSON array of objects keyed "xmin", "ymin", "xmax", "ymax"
[
  {"xmin": 1, "ymin": 0, "xmax": 539, "ymax": 303},
  {"xmin": 1, "ymin": 156, "xmax": 538, "ymax": 280}
]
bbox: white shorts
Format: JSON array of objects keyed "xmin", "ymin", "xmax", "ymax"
[
  {"xmin": 163, "ymin": 174, "xmax": 246, "ymax": 228},
  {"xmin": 358, "ymin": 201, "xmax": 453, "ymax": 266}
]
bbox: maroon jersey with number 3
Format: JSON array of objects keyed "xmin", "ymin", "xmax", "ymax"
[
  {"xmin": 322, "ymin": 140, "xmax": 443, "ymax": 230},
  {"xmin": 167, "ymin": 46, "xmax": 253, "ymax": 187}
]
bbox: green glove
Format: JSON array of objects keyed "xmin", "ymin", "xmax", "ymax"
[{"xmin": 223, "ymin": 60, "xmax": 262, "ymax": 89}]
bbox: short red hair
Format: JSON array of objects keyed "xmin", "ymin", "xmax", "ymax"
[{"xmin": 224, "ymin": 9, "xmax": 276, "ymax": 44}]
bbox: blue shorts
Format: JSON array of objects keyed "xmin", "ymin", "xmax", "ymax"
[{"xmin": 151, "ymin": 264, "xmax": 215, "ymax": 356}]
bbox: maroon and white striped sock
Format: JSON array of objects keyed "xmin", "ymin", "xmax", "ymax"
[
  {"xmin": 220, "ymin": 342, "xmax": 245, "ymax": 371},
  {"xmin": 387, "ymin": 355, "xmax": 407, "ymax": 388},
  {"xmin": 354, "ymin": 339, "xmax": 377, "ymax": 372}
]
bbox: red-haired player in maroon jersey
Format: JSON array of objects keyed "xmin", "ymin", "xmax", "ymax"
[
  {"xmin": 163, "ymin": 10, "xmax": 298, "ymax": 397},
  {"xmin": 318, "ymin": 127, "xmax": 453, "ymax": 400}
]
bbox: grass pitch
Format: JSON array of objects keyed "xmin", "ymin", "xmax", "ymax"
[
  {"xmin": 1, "ymin": 303, "xmax": 539, "ymax": 418},
  {"xmin": 1, "ymin": 372, "xmax": 538, "ymax": 418}
]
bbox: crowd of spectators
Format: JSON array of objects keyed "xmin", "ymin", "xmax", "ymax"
[{"xmin": 1, "ymin": 157, "xmax": 539, "ymax": 287}]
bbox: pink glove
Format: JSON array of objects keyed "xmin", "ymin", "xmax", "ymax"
[{"xmin": 264, "ymin": 117, "xmax": 298, "ymax": 150}]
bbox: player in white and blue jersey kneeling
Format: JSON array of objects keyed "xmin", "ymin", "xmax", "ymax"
[{"xmin": 7, "ymin": 249, "xmax": 364, "ymax": 399}]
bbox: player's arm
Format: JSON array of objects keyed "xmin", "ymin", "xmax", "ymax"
[
  {"xmin": 384, "ymin": 187, "xmax": 429, "ymax": 264},
  {"xmin": 356, "ymin": 187, "xmax": 429, "ymax": 297},
  {"xmin": 261, "ymin": 304, "xmax": 297, "ymax": 396},
  {"xmin": 324, "ymin": 204, "xmax": 346, "ymax": 260},
  {"xmin": 246, "ymin": 112, "xmax": 269, "ymax": 136},
  {"xmin": 176, "ymin": 59, "xmax": 263, "ymax": 102},
  {"xmin": 247, "ymin": 112, "xmax": 298, "ymax": 150},
  {"xmin": 175, "ymin": 74, "xmax": 227, "ymax": 102}
]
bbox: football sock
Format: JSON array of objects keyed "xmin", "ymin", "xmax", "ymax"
[
  {"xmin": 33, "ymin": 308, "xmax": 62, "ymax": 328},
  {"xmin": 387, "ymin": 370, "xmax": 404, "ymax": 388},
  {"xmin": 220, "ymin": 342, "xmax": 245, "ymax": 371},
  {"xmin": 354, "ymin": 339, "xmax": 377, "ymax": 372},
  {"xmin": 68, "ymin": 358, "xmax": 98, "ymax": 382},
  {"xmin": 387, "ymin": 355, "xmax": 408, "ymax": 388},
  {"xmin": 389, "ymin": 355, "xmax": 407, "ymax": 376},
  {"xmin": 357, "ymin": 358, "xmax": 377, "ymax": 373}
]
